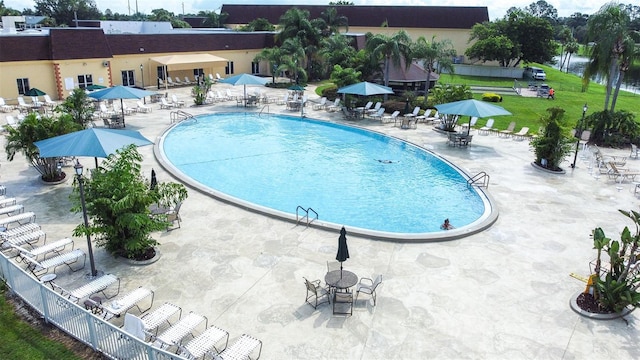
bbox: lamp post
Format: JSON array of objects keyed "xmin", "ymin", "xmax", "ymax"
[
  {"xmin": 75, "ymin": 160, "xmax": 98, "ymax": 278},
  {"xmin": 140, "ymin": 64, "xmax": 146, "ymax": 104},
  {"xmin": 571, "ymin": 103, "xmax": 588, "ymax": 169}
]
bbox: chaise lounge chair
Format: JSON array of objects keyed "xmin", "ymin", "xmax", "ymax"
[
  {"xmin": 23, "ymin": 248, "xmax": 86, "ymax": 277},
  {"xmin": 99, "ymin": 286, "xmax": 155, "ymax": 320},
  {"xmin": 178, "ymin": 325, "xmax": 230, "ymax": 359},
  {"xmin": 154, "ymin": 311, "xmax": 208, "ymax": 350},
  {"xmin": 215, "ymin": 334, "xmax": 262, "ymax": 360},
  {"xmin": 58, "ymin": 273, "xmax": 121, "ymax": 302}
]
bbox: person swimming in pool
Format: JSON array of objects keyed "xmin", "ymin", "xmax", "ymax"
[
  {"xmin": 440, "ymin": 218, "xmax": 454, "ymax": 230},
  {"xmin": 377, "ymin": 159, "xmax": 394, "ymax": 164}
]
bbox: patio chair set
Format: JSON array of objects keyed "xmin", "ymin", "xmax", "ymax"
[{"xmin": 304, "ymin": 263, "xmax": 383, "ymax": 317}]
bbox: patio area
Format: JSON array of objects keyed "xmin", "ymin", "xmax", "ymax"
[{"xmin": 2, "ymin": 83, "xmax": 639, "ymax": 359}]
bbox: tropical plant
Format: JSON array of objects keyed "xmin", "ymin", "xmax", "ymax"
[
  {"xmin": 5, "ymin": 113, "xmax": 81, "ymax": 181},
  {"xmin": 411, "ymin": 35, "xmax": 456, "ymax": 101},
  {"xmin": 56, "ymin": 88, "xmax": 95, "ymax": 128},
  {"xmin": 365, "ymin": 30, "xmax": 412, "ymax": 99},
  {"xmin": 587, "ymin": 210, "xmax": 640, "ymax": 313},
  {"xmin": 529, "ymin": 107, "xmax": 574, "ymax": 170},
  {"xmin": 317, "ymin": 7, "xmax": 348, "ymax": 36},
  {"xmin": 318, "ymin": 34, "xmax": 355, "ymax": 78},
  {"xmin": 254, "ymin": 47, "xmax": 285, "ymax": 84},
  {"xmin": 71, "ymin": 145, "xmax": 187, "ymax": 259},
  {"xmin": 329, "ymin": 65, "xmax": 360, "ymax": 89},
  {"xmin": 277, "ymin": 8, "xmax": 321, "ymax": 75},
  {"xmin": 430, "ymin": 84, "xmax": 472, "ymax": 131},
  {"xmin": 278, "ymin": 37, "xmax": 307, "ymax": 84},
  {"xmin": 583, "ymin": 110, "xmax": 639, "ymax": 148},
  {"xmin": 583, "ymin": 2, "xmax": 634, "ymax": 112}
]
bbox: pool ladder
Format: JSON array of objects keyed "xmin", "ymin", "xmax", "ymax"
[
  {"xmin": 467, "ymin": 171, "xmax": 490, "ymax": 188},
  {"xmin": 259, "ymin": 105, "xmax": 270, "ymax": 117},
  {"xmin": 296, "ymin": 206, "xmax": 318, "ymax": 227},
  {"xmin": 170, "ymin": 110, "xmax": 197, "ymax": 123}
]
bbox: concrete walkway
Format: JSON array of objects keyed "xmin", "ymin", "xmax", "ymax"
[{"xmin": 2, "ymin": 83, "xmax": 639, "ymax": 359}]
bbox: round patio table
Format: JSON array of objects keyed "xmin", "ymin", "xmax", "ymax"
[{"xmin": 325, "ymin": 270, "xmax": 358, "ymax": 290}]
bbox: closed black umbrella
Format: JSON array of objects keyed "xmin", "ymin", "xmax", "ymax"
[
  {"xmin": 150, "ymin": 169, "xmax": 157, "ymax": 190},
  {"xmin": 336, "ymin": 227, "xmax": 350, "ymax": 276}
]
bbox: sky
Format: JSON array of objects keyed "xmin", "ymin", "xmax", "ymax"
[{"xmin": 4, "ymin": 0, "xmax": 610, "ymax": 21}]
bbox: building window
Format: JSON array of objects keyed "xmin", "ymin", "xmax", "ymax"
[
  {"xmin": 16, "ymin": 78, "xmax": 30, "ymax": 95},
  {"xmin": 251, "ymin": 62, "xmax": 259, "ymax": 74},
  {"xmin": 193, "ymin": 68, "xmax": 204, "ymax": 83},
  {"xmin": 225, "ymin": 61, "xmax": 234, "ymax": 75},
  {"xmin": 121, "ymin": 70, "xmax": 135, "ymax": 87},
  {"xmin": 78, "ymin": 74, "xmax": 93, "ymax": 89}
]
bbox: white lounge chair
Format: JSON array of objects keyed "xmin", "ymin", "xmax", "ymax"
[
  {"xmin": 209, "ymin": 74, "xmax": 215, "ymax": 82},
  {"xmin": 178, "ymin": 325, "xmax": 229, "ymax": 359},
  {"xmin": 369, "ymin": 107, "xmax": 385, "ymax": 121},
  {"xmin": 382, "ymin": 110, "xmax": 400, "ymax": 124},
  {"xmin": 160, "ymin": 97, "xmax": 175, "ymax": 109},
  {"xmin": 513, "ymin": 127, "xmax": 530, "ymax": 141},
  {"xmin": 136, "ymin": 101, "xmax": 152, "ymax": 113},
  {"xmin": 17, "ymin": 96, "xmax": 31, "ymax": 110},
  {"xmin": 31, "ymin": 96, "xmax": 43, "ymax": 108},
  {"xmin": 312, "ymin": 97, "xmax": 327, "ymax": 110},
  {"xmin": 327, "ymin": 99, "xmax": 341, "ymax": 112},
  {"xmin": 459, "ymin": 116, "xmax": 478, "ymax": 133},
  {"xmin": 216, "ymin": 73, "xmax": 222, "ymax": 81},
  {"xmin": 366, "ymin": 102, "xmax": 381, "ymax": 115},
  {"xmin": 276, "ymin": 93, "xmax": 289, "ymax": 105},
  {"xmin": 171, "ymin": 95, "xmax": 185, "ymax": 108},
  {"xmin": 154, "ymin": 311, "xmax": 208, "ymax": 349},
  {"xmin": 166, "ymin": 77, "xmax": 177, "ymax": 87},
  {"xmin": 0, "ymin": 197, "xmax": 17, "ymax": 207},
  {"xmin": 404, "ymin": 106, "xmax": 420, "ymax": 117},
  {"xmin": 140, "ymin": 302, "xmax": 182, "ymax": 336},
  {"xmin": 173, "ymin": 77, "xmax": 183, "ymax": 86},
  {"xmin": 478, "ymin": 118, "xmax": 495, "ymax": 135},
  {"xmin": 0, "ymin": 97, "xmax": 13, "ymax": 112},
  {"xmin": 362, "ymin": 101, "xmax": 373, "ymax": 113},
  {"xmin": 12, "ymin": 237, "xmax": 72, "ymax": 262},
  {"xmin": 43, "ymin": 94, "xmax": 56, "ymax": 109},
  {"xmin": 0, "ymin": 211, "xmax": 36, "ymax": 229},
  {"xmin": 216, "ymin": 334, "xmax": 262, "ymax": 360},
  {"xmin": 423, "ymin": 109, "xmax": 439, "ymax": 124},
  {"xmin": 60, "ymin": 273, "xmax": 120, "ymax": 302},
  {"xmin": 5, "ymin": 115, "xmax": 19, "ymax": 129},
  {"xmin": 100, "ymin": 287, "xmax": 154, "ymax": 320},
  {"xmin": 99, "ymin": 103, "xmax": 115, "ymax": 118},
  {"xmin": 24, "ymin": 249, "xmax": 86, "ymax": 277},
  {"xmin": 498, "ymin": 121, "xmax": 516, "ymax": 137}
]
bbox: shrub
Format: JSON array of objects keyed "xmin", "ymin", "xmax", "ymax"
[
  {"xmin": 529, "ymin": 107, "xmax": 574, "ymax": 170},
  {"xmin": 71, "ymin": 145, "xmax": 188, "ymax": 259},
  {"xmin": 481, "ymin": 93, "xmax": 503, "ymax": 102},
  {"xmin": 321, "ymin": 85, "xmax": 339, "ymax": 100}
]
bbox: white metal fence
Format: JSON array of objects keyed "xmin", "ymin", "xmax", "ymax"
[{"xmin": 0, "ymin": 253, "xmax": 186, "ymax": 360}]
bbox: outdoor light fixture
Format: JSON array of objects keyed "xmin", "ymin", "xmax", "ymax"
[
  {"xmin": 571, "ymin": 103, "xmax": 588, "ymax": 169},
  {"xmin": 75, "ymin": 160, "xmax": 98, "ymax": 277},
  {"xmin": 140, "ymin": 64, "xmax": 146, "ymax": 103}
]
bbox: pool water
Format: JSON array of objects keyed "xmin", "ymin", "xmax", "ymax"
[{"xmin": 161, "ymin": 113, "xmax": 488, "ymax": 235}]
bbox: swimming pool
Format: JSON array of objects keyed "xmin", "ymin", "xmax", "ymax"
[{"xmin": 158, "ymin": 113, "xmax": 496, "ymax": 240}]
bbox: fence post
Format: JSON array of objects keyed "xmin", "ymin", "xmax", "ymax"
[{"xmin": 85, "ymin": 311, "xmax": 99, "ymax": 351}]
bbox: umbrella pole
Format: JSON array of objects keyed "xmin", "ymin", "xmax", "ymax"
[
  {"xmin": 94, "ymin": 157, "xmax": 99, "ymax": 168},
  {"xmin": 121, "ymin": 99, "xmax": 126, "ymax": 127}
]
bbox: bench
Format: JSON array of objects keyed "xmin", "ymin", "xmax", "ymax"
[{"xmin": 24, "ymin": 249, "xmax": 86, "ymax": 277}]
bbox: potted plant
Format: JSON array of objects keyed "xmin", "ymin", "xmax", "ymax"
[
  {"xmin": 5, "ymin": 113, "xmax": 82, "ymax": 183},
  {"xmin": 530, "ymin": 107, "xmax": 574, "ymax": 173},
  {"xmin": 71, "ymin": 145, "xmax": 188, "ymax": 261},
  {"xmin": 572, "ymin": 210, "xmax": 640, "ymax": 318}
]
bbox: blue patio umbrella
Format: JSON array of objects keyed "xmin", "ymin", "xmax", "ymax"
[
  {"xmin": 88, "ymin": 86, "xmax": 157, "ymax": 126},
  {"xmin": 336, "ymin": 227, "xmax": 350, "ymax": 276},
  {"xmin": 219, "ymin": 73, "xmax": 270, "ymax": 106},
  {"xmin": 435, "ymin": 99, "xmax": 512, "ymax": 135},
  {"xmin": 34, "ymin": 128, "xmax": 153, "ymax": 167},
  {"xmin": 337, "ymin": 82, "xmax": 394, "ymax": 96}
]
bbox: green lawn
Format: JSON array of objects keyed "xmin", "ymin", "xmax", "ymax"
[
  {"xmin": 439, "ymin": 64, "xmax": 639, "ymax": 133},
  {"xmin": 0, "ymin": 284, "xmax": 83, "ymax": 360}
]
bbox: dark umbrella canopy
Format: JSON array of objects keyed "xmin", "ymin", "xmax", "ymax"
[
  {"xmin": 288, "ymin": 84, "xmax": 305, "ymax": 91},
  {"xmin": 336, "ymin": 227, "xmax": 350, "ymax": 273},
  {"xmin": 25, "ymin": 88, "xmax": 46, "ymax": 96},
  {"xmin": 150, "ymin": 169, "xmax": 158, "ymax": 190},
  {"xmin": 85, "ymin": 84, "xmax": 107, "ymax": 91}
]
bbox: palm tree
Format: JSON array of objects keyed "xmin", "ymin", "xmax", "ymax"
[
  {"xmin": 318, "ymin": 7, "xmax": 348, "ymax": 36},
  {"xmin": 318, "ymin": 34, "xmax": 355, "ymax": 77},
  {"xmin": 411, "ymin": 36, "xmax": 456, "ymax": 100},
  {"xmin": 610, "ymin": 35, "xmax": 639, "ymax": 112},
  {"xmin": 254, "ymin": 47, "xmax": 285, "ymax": 83},
  {"xmin": 277, "ymin": 8, "xmax": 321, "ymax": 78},
  {"xmin": 279, "ymin": 38, "xmax": 307, "ymax": 84},
  {"xmin": 365, "ymin": 30, "xmax": 412, "ymax": 99},
  {"xmin": 583, "ymin": 3, "xmax": 631, "ymax": 111},
  {"xmin": 5, "ymin": 113, "xmax": 81, "ymax": 181}
]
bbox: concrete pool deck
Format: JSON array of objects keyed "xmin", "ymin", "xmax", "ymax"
[{"xmin": 2, "ymin": 83, "xmax": 640, "ymax": 359}]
